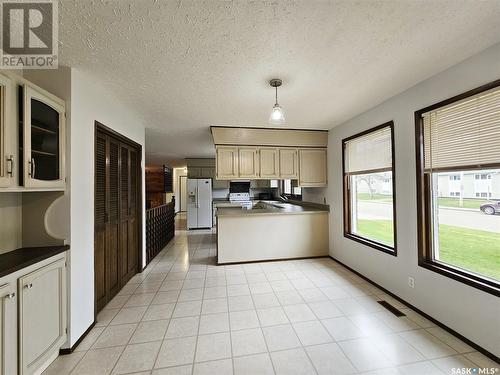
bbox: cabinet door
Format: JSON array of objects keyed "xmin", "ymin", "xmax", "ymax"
[
  {"xmin": 259, "ymin": 148, "xmax": 279, "ymax": 178},
  {"xmin": 216, "ymin": 146, "xmax": 238, "ymax": 179},
  {"xmin": 0, "ymin": 74, "xmax": 14, "ymax": 188},
  {"xmin": 212, "ymin": 179, "xmax": 229, "ymax": 189},
  {"xmin": 279, "ymin": 148, "xmax": 298, "ymax": 178},
  {"xmin": 298, "ymin": 148, "xmax": 327, "ymax": 187},
  {"xmin": 0, "ymin": 281, "xmax": 17, "ymax": 375},
  {"xmin": 238, "ymin": 148, "xmax": 259, "ymax": 178},
  {"xmin": 201, "ymin": 167, "xmax": 215, "ymax": 178},
  {"xmin": 19, "ymin": 258, "xmax": 67, "ymax": 375},
  {"xmin": 23, "ymin": 84, "xmax": 66, "ymax": 189}
]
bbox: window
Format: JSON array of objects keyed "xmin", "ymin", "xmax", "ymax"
[
  {"xmin": 449, "ymin": 175, "xmax": 461, "ymax": 181},
  {"xmin": 415, "ymin": 80, "xmax": 500, "ymax": 295},
  {"xmin": 282, "ymin": 179, "xmax": 302, "ymax": 199},
  {"xmin": 343, "ymin": 122, "xmax": 396, "ymax": 255}
]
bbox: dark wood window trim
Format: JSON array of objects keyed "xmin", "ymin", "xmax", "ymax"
[
  {"xmin": 415, "ymin": 79, "xmax": 500, "ymax": 297},
  {"xmin": 342, "ymin": 121, "xmax": 397, "ymax": 256}
]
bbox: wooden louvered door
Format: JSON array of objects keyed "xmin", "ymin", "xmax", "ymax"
[
  {"xmin": 119, "ymin": 145, "xmax": 139, "ymax": 285},
  {"xmin": 95, "ymin": 124, "xmax": 142, "ymax": 314}
]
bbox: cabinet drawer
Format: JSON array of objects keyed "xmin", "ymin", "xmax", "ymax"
[{"xmin": 18, "ymin": 258, "xmax": 66, "ymax": 375}]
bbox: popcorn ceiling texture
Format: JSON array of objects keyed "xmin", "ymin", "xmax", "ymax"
[{"xmin": 58, "ymin": 0, "xmax": 500, "ymax": 166}]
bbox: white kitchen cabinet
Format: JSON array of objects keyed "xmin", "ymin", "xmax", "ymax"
[
  {"xmin": 216, "ymin": 146, "xmax": 239, "ymax": 179},
  {"xmin": 238, "ymin": 148, "xmax": 259, "ymax": 178},
  {"xmin": 0, "ymin": 281, "xmax": 17, "ymax": 375},
  {"xmin": 22, "ymin": 83, "xmax": 66, "ymax": 189},
  {"xmin": 279, "ymin": 148, "xmax": 298, "ymax": 179},
  {"xmin": 259, "ymin": 148, "xmax": 279, "ymax": 178},
  {"xmin": 0, "ymin": 74, "xmax": 15, "ymax": 188},
  {"xmin": 18, "ymin": 257, "xmax": 67, "ymax": 375},
  {"xmin": 298, "ymin": 148, "xmax": 327, "ymax": 187}
]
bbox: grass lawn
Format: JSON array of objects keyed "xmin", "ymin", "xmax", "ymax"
[
  {"xmin": 356, "ymin": 220, "xmax": 500, "ymax": 281},
  {"xmin": 437, "ymin": 197, "xmax": 490, "ymax": 210},
  {"xmin": 356, "ymin": 193, "xmax": 392, "ymax": 202}
]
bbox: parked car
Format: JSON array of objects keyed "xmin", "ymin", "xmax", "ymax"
[{"xmin": 480, "ymin": 200, "xmax": 500, "ymax": 215}]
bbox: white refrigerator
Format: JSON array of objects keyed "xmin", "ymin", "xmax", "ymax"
[{"xmin": 187, "ymin": 178, "xmax": 213, "ymax": 229}]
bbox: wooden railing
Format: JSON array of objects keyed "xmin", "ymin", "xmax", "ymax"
[{"xmin": 146, "ymin": 201, "xmax": 175, "ymax": 264}]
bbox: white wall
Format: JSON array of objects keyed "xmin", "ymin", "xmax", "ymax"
[
  {"xmin": 327, "ymin": 43, "xmax": 500, "ymax": 356},
  {"xmin": 25, "ymin": 67, "xmax": 146, "ymax": 347},
  {"xmin": 173, "ymin": 167, "xmax": 187, "ymax": 212}
]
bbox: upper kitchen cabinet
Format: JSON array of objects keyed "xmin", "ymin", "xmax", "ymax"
[
  {"xmin": 298, "ymin": 148, "xmax": 327, "ymax": 187},
  {"xmin": 238, "ymin": 147, "xmax": 259, "ymax": 178},
  {"xmin": 279, "ymin": 148, "xmax": 298, "ymax": 179},
  {"xmin": 216, "ymin": 146, "xmax": 239, "ymax": 179},
  {"xmin": 21, "ymin": 84, "xmax": 66, "ymax": 189},
  {"xmin": 0, "ymin": 74, "xmax": 14, "ymax": 188},
  {"xmin": 259, "ymin": 148, "xmax": 279, "ymax": 178}
]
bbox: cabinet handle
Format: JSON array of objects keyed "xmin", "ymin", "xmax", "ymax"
[
  {"xmin": 5, "ymin": 292, "xmax": 15, "ymax": 299},
  {"xmin": 6, "ymin": 155, "xmax": 14, "ymax": 176},
  {"xmin": 25, "ymin": 283, "xmax": 33, "ymax": 289},
  {"xmin": 28, "ymin": 158, "xmax": 36, "ymax": 177}
]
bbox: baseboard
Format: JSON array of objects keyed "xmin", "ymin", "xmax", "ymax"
[
  {"xmin": 59, "ymin": 321, "xmax": 96, "ymax": 355},
  {"xmin": 217, "ymin": 254, "xmax": 329, "ymax": 266},
  {"xmin": 329, "ymin": 256, "xmax": 500, "ymax": 364}
]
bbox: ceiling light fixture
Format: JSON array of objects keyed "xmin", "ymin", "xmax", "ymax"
[{"xmin": 269, "ymin": 78, "xmax": 285, "ymax": 124}]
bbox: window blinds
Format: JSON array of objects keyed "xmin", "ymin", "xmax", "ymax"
[
  {"xmin": 344, "ymin": 126, "xmax": 392, "ymax": 174},
  {"xmin": 423, "ymin": 86, "xmax": 500, "ymax": 170}
]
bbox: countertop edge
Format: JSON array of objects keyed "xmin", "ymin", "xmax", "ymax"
[{"xmin": 0, "ymin": 245, "xmax": 70, "ymax": 279}]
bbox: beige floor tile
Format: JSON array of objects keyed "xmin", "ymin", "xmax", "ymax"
[
  {"xmin": 130, "ymin": 320, "xmax": 169, "ymax": 343},
  {"xmin": 142, "ymin": 303, "xmax": 175, "ymax": 321},
  {"xmin": 152, "ymin": 364, "xmax": 192, "ymax": 375},
  {"xmin": 152, "ymin": 290, "xmax": 180, "ymax": 305},
  {"xmin": 399, "ymin": 329, "xmax": 457, "ymax": 359},
  {"xmin": 257, "ymin": 307, "xmax": 289, "ymax": 327},
  {"xmin": 172, "ymin": 300, "xmax": 202, "ymax": 317},
  {"xmin": 230, "ymin": 310, "xmax": 260, "ymax": 330},
  {"xmin": 262, "ymin": 324, "xmax": 301, "ymax": 352},
  {"xmin": 195, "ymin": 332, "xmax": 231, "ymax": 362},
  {"xmin": 231, "ymin": 328, "xmax": 267, "ymax": 357},
  {"xmin": 283, "ymin": 304, "xmax": 316, "ymax": 323},
  {"xmin": 92, "ymin": 324, "xmax": 138, "ymax": 349},
  {"xmin": 228, "ymin": 295, "xmax": 255, "ymax": 311},
  {"xmin": 112, "ymin": 341, "xmax": 161, "ymax": 374},
  {"xmin": 110, "ymin": 306, "xmax": 148, "ymax": 325},
  {"xmin": 198, "ymin": 312, "xmax": 229, "ymax": 334},
  {"xmin": 155, "ymin": 336, "xmax": 197, "ymax": 368},
  {"xmin": 96, "ymin": 309, "xmax": 121, "ymax": 327},
  {"xmin": 233, "ymin": 353, "xmax": 275, "ymax": 375},
  {"xmin": 42, "ymin": 351, "xmax": 85, "ymax": 375},
  {"xmin": 270, "ymin": 348, "xmax": 315, "ymax": 375},
  {"xmin": 72, "ymin": 346, "xmax": 124, "ymax": 375},
  {"xmin": 74, "ymin": 327, "xmax": 105, "ymax": 351},
  {"xmin": 124, "ymin": 293, "xmax": 156, "ymax": 307},
  {"xmin": 305, "ymin": 342, "xmax": 356, "ymax": 375},
  {"xmin": 293, "ymin": 320, "xmax": 333, "ymax": 346},
  {"xmin": 201, "ymin": 297, "xmax": 228, "ymax": 314},
  {"xmin": 165, "ymin": 316, "xmax": 200, "ymax": 338},
  {"xmin": 193, "ymin": 358, "xmax": 233, "ymax": 375}
]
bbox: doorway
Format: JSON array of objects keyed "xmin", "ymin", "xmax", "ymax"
[
  {"xmin": 94, "ymin": 121, "xmax": 143, "ymax": 314},
  {"xmin": 179, "ymin": 175, "xmax": 187, "ymax": 212}
]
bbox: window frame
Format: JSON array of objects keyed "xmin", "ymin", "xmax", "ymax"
[
  {"xmin": 415, "ymin": 79, "xmax": 500, "ymax": 296},
  {"xmin": 342, "ymin": 121, "xmax": 397, "ymax": 256}
]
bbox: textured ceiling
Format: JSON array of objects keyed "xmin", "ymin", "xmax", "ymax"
[{"xmin": 58, "ymin": 0, "xmax": 500, "ymax": 167}]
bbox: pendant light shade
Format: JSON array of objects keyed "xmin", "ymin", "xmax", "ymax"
[{"xmin": 269, "ymin": 79, "xmax": 285, "ymax": 124}]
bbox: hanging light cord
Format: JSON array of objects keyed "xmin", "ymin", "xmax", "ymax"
[{"xmin": 275, "ymin": 85, "xmax": 278, "ymax": 105}]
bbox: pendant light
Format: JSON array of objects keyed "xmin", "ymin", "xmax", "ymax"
[{"xmin": 269, "ymin": 79, "xmax": 285, "ymax": 124}]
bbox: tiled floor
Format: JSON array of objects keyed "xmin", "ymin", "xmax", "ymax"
[{"xmin": 44, "ymin": 214, "xmax": 498, "ymax": 375}]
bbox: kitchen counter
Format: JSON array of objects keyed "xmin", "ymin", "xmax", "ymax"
[
  {"xmin": 0, "ymin": 245, "xmax": 69, "ymax": 278},
  {"xmin": 216, "ymin": 201, "xmax": 329, "ymax": 264},
  {"xmin": 216, "ymin": 201, "xmax": 329, "ymax": 217}
]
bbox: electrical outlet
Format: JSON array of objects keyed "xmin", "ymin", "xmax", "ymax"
[{"xmin": 408, "ymin": 276, "xmax": 415, "ymax": 288}]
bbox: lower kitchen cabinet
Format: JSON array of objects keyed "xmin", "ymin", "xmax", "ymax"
[
  {"xmin": 0, "ymin": 282, "xmax": 17, "ymax": 375},
  {"xmin": 0, "ymin": 252, "xmax": 67, "ymax": 375},
  {"xmin": 19, "ymin": 257, "xmax": 67, "ymax": 375}
]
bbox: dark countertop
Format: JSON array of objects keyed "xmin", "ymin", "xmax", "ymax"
[
  {"xmin": 216, "ymin": 201, "xmax": 329, "ymax": 217},
  {"xmin": 0, "ymin": 245, "xmax": 69, "ymax": 278}
]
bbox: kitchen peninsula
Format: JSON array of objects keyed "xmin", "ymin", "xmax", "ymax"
[{"xmin": 216, "ymin": 201, "xmax": 329, "ymax": 264}]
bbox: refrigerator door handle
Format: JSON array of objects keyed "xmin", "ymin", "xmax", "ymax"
[{"xmin": 196, "ymin": 186, "xmax": 199, "ymax": 208}]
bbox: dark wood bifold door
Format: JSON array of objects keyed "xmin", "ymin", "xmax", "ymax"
[{"xmin": 94, "ymin": 124, "xmax": 142, "ymax": 314}]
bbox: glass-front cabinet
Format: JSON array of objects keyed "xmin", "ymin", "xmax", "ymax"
[
  {"xmin": 0, "ymin": 74, "xmax": 14, "ymax": 188},
  {"xmin": 21, "ymin": 85, "xmax": 65, "ymax": 189}
]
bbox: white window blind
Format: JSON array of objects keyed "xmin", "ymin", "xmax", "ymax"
[
  {"xmin": 344, "ymin": 126, "xmax": 392, "ymax": 174},
  {"xmin": 423, "ymin": 86, "xmax": 500, "ymax": 170}
]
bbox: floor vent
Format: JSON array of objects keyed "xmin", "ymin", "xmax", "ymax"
[{"xmin": 377, "ymin": 300, "xmax": 406, "ymax": 317}]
